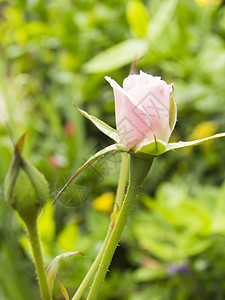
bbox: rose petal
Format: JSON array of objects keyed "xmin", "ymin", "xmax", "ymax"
[
  {"xmin": 105, "ymin": 76, "xmax": 150, "ymax": 116},
  {"xmin": 127, "ymin": 82, "xmax": 171, "ymax": 143},
  {"xmin": 123, "ymin": 71, "xmax": 162, "ymax": 91},
  {"xmin": 105, "ymin": 76, "xmax": 151, "ymax": 150},
  {"xmin": 123, "ymin": 74, "xmax": 140, "ymax": 91},
  {"xmin": 136, "ymin": 71, "xmax": 161, "ymax": 87}
]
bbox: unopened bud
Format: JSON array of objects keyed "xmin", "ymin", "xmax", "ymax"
[{"xmin": 4, "ymin": 134, "xmax": 48, "ymax": 224}]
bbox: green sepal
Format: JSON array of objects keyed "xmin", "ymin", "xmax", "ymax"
[
  {"xmin": 53, "ymin": 143, "xmax": 126, "ymax": 204},
  {"xmin": 4, "ymin": 152, "xmax": 21, "ymax": 208},
  {"xmin": 74, "ymin": 105, "xmax": 120, "ymax": 143},
  {"xmin": 134, "ymin": 140, "xmax": 167, "ymax": 158},
  {"xmin": 22, "ymin": 156, "xmax": 49, "ymax": 209},
  {"xmin": 169, "ymin": 85, "xmax": 177, "ymax": 132},
  {"xmin": 4, "ymin": 134, "xmax": 27, "ymax": 206},
  {"xmin": 166, "ymin": 132, "xmax": 225, "ymax": 152},
  {"xmin": 12, "ymin": 169, "xmax": 39, "ymax": 223}
]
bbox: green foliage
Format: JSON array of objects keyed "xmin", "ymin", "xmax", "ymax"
[
  {"xmin": 126, "ymin": 0, "xmax": 150, "ymax": 38},
  {"xmin": 83, "ymin": 39, "xmax": 148, "ymax": 73},
  {"xmin": 0, "ymin": 0, "xmax": 225, "ymax": 299}
]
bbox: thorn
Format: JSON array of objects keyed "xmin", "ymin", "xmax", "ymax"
[
  {"xmin": 111, "ymin": 151, "xmax": 117, "ymax": 157},
  {"xmin": 172, "ymin": 149, "xmax": 178, "ymax": 153}
]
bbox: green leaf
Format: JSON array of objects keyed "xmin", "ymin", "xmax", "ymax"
[
  {"xmin": 47, "ymin": 251, "xmax": 84, "ymax": 293},
  {"xmin": 56, "ymin": 274, "xmax": 69, "ymax": 300},
  {"xmin": 166, "ymin": 132, "xmax": 225, "ymax": 152},
  {"xmin": 126, "ymin": 0, "xmax": 149, "ymax": 38},
  {"xmin": 53, "ymin": 144, "xmax": 126, "ymax": 204},
  {"xmin": 133, "ymin": 211, "xmax": 212, "ymax": 262},
  {"xmin": 83, "ymin": 39, "xmax": 148, "ymax": 73},
  {"xmin": 149, "ymin": 0, "xmax": 178, "ymax": 43},
  {"xmin": 75, "ymin": 105, "xmax": 119, "ymax": 142}
]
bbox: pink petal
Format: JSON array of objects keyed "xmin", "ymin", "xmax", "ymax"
[
  {"xmin": 136, "ymin": 71, "xmax": 161, "ymax": 87},
  {"xmin": 123, "ymin": 71, "xmax": 162, "ymax": 91},
  {"xmin": 123, "ymin": 74, "xmax": 140, "ymax": 91},
  {"xmin": 127, "ymin": 83, "xmax": 171, "ymax": 143},
  {"xmin": 105, "ymin": 76, "xmax": 151, "ymax": 150}
]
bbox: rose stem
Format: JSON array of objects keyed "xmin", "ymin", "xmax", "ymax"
[
  {"xmin": 71, "ymin": 153, "xmax": 129, "ymax": 300},
  {"xmin": 87, "ymin": 155, "xmax": 154, "ymax": 300},
  {"xmin": 26, "ymin": 217, "xmax": 52, "ymax": 300}
]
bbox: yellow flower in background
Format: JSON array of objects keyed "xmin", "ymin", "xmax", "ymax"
[
  {"xmin": 195, "ymin": 0, "xmax": 221, "ymax": 6},
  {"xmin": 92, "ymin": 192, "xmax": 115, "ymax": 214},
  {"xmin": 188, "ymin": 121, "xmax": 218, "ymax": 152}
]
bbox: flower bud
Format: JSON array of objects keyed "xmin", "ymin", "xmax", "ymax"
[
  {"xmin": 105, "ymin": 71, "xmax": 177, "ymax": 157},
  {"xmin": 4, "ymin": 134, "xmax": 48, "ymax": 224}
]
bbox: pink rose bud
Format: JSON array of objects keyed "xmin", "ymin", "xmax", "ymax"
[{"xmin": 105, "ymin": 71, "xmax": 177, "ymax": 157}]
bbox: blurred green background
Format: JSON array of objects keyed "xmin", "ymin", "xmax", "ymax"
[{"xmin": 0, "ymin": 0, "xmax": 225, "ymax": 299}]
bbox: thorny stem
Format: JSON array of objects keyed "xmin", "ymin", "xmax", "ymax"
[
  {"xmin": 71, "ymin": 228, "xmax": 112, "ymax": 300},
  {"xmin": 71, "ymin": 153, "xmax": 129, "ymax": 300},
  {"xmin": 87, "ymin": 155, "xmax": 154, "ymax": 300}
]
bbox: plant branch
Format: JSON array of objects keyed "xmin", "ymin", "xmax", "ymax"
[
  {"xmin": 71, "ymin": 153, "xmax": 129, "ymax": 300},
  {"xmin": 87, "ymin": 155, "xmax": 154, "ymax": 300},
  {"xmin": 26, "ymin": 218, "xmax": 52, "ymax": 300}
]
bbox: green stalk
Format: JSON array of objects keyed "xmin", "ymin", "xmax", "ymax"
[
  {"xmin": 71, "ymin": 153, "xmax": 129, "ymax": 300},
  {"xmin": 114, "ymin": 153, "xmax": 129, "ymax": 209},
  {"xmin": 71, "ymin": 227, "xmax": 112, "ymax": 300},
  {"xmin": 87, "ymin": 155, "xmax": 154, "ymax": 300},
  {"xmin": 26, "ymin": 218, "xmax": 52, "ymax": 300}
]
